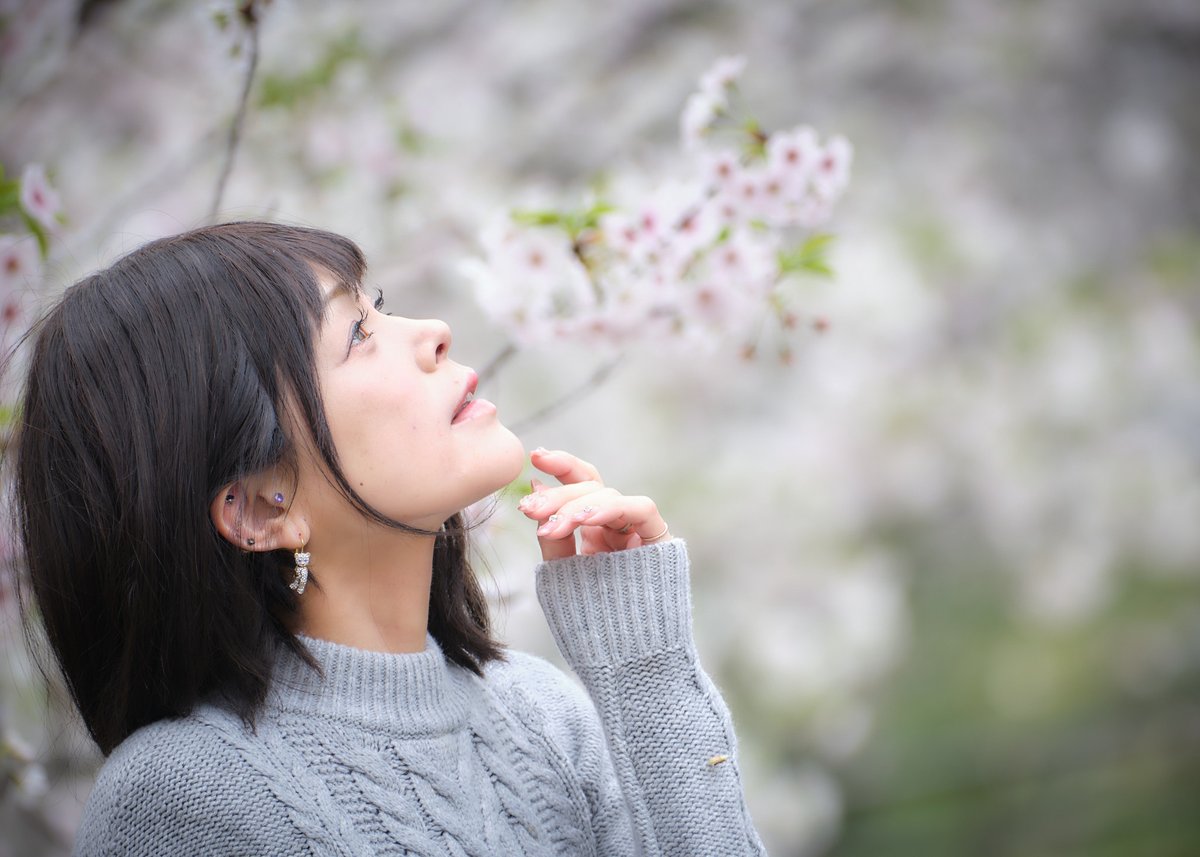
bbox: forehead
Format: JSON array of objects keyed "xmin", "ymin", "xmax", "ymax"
[{"xmin": 315, "ymin": 268, "xmax": 361, "ymax": 313}]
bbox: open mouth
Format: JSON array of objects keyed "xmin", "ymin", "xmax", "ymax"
[
  {"xmin": 451, "ymin": 370, "xmax": 479, "ymax": 423},
  {"xmin": 452, "ymin": 391, "xmax": 475, "ymax": 422}
]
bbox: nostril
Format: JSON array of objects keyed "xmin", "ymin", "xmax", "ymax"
[{"xmin": 435, "ymin": 342, "xmax": 447, "ymax": 360}]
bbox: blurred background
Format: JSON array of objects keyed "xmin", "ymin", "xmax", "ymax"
[{"xmin": 2, "ymin": 0, "xmax": 1198, "ymax": 854}]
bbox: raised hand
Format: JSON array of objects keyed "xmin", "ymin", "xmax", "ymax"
[{"xmin": 517, "ymin": 448, "xmax": 673, "ymax": 561}]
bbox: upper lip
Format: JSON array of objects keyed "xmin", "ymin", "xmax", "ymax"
[{"xmin": 452, "ymin": 370, "xmax": 479, "ymax": 421}]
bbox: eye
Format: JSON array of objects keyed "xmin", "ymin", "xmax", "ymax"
[{"xmin": 349, "ymin": 310, "xmax": 373, "ymax": 349}]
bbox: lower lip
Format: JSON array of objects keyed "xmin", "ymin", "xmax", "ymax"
[{"xmin": 451, "ymin": 398, "xmax": 497, "ymax": 425}]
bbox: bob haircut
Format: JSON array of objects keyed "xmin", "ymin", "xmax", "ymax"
[{"xmin": 11, "ymin": 222, "xmax": 502, "ymax": 756}]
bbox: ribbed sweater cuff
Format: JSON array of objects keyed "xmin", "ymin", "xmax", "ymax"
[{"xmin": 535, "ymin": 538, "xmax": 693, "ymax": 667}]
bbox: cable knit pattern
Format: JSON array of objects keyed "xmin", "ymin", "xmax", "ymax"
[{"xmin": 72, "ymin": 539, "xmax": 766, "ymax": 856}]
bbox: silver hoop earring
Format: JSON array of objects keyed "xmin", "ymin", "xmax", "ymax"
[{"xmin": 290, "ymin": 546, "xmax": 310, "ymax": 595}]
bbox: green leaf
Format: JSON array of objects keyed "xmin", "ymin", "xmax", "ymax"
[
  {"xmin": 20, "ymin": 211, "xmax": 50, "ymax": 258},
  {"xmin": 510, "ymin": 209, "xmax": 565, "ymax": 227},
  {"xmin": 257, "ymin": 30, "xmax": 365, "ymax": 109},
  {"xmin": 580, "ymin": 200, "xmax": 616, "ymax": 229},
  {"xmin": 0, "ymin": 182, "xmax": 20, "ymax": 215},
  {"xmin": 779, "ymin": 233, "xmax": 836, "ymax": 278}
]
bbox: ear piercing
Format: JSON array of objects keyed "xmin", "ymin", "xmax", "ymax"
[
  {"xmin": 247, "ymin": 538, "xmax": 255, "ymax": 546},
  {"xmin": 225, "ymin": 494, "xmax": 234, "ymax": 504},
  {"xmin": 290, "ymin": 546, "xmax": 310, "ymax": 595},
  {"xmin": 273, "ymin": 492, "xmax": 285, "ymax": 504}
]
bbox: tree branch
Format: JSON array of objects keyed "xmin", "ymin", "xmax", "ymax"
[
  {"xmin": 509, "ymin": 355, "xmax": 623, "ymax": 434},
  {"xmin": 209, "ymin": 4, "xmax": 263, "ymax": 222},
  {"xmin": 478, "ymin": 343, "xmax": 518, "ymax": 385}
]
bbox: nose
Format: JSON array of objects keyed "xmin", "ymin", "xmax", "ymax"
[{"xmin": 416, "ymin": 318, "xmax": 452, "ymax": 371}]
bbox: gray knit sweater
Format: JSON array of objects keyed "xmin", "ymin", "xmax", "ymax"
[{"xmin": 73, "ymin": 539, "xmax": 766, "ymax": 856}]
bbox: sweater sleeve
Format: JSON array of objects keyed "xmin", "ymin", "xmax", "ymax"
[
  {"xmin": 72, "ymin": 717, "xmax": 314, "ymax": 857},
  {"xmin": 535, "ymin": 538, "xmax": 768, "ymax": 857}
]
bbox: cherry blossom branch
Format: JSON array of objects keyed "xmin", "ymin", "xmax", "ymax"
[
  {"xmin": 509, "ymin": 355, "xmax": 623, "ymax": 434},
  {"xmin": 209, "ymin": 2, "xmax": 263, "ymax": 222}
]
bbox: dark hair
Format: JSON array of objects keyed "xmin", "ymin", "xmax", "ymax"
[{"xmin": 10, "ymin": 222, "xmax": 502, "ymax": 756}]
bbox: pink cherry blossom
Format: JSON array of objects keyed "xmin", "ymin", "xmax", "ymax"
[
  {"xmin": 811, "ymin": 135, "xmax": 854, "ymax": 201},
  {"xmin": 466, "ymin": 57, "xmax": 853, "ymax": 354},
  {"xmin": 19, "ymin": 163, "xmax": 61, "ymax": 231},
  {"xmin": 461, "ymin": 217, "xmax": 595, "ymax": 346},
  {"xmin": 700, "ymin": 148, "xmax": 743, "ymax": 193},
  {"xmin": 0, "ymin": 234, "xmax": 40, "ymax": 292},
  {"xmin": 706, "ymin": 229, "xmax": 778, "ymax": 297},
  {"xmin": 698, "ymin": 55, "xmax": 747, "ymax": 102},
  {"xmin": 0, "ymin": 235, "xmax": 40, "ymax": 336},
  {"xmin": 767, "ymin": 125, "xmax": 820, "ymax": 195},
  {"xmin": 680, "ymin": 91, "xmax": 722, "ymax": 150}
]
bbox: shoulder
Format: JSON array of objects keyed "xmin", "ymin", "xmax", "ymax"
[
  {"xmin": 487, "ymin": 648, "xmax": 593, "ymax": 718},
  {"xmin": 74, "ymin": 709, "xmax": 310, "ymax": 857},
  {"xmin": 485, "ymin": 649, "xmax": 605, "ymax": 764}
]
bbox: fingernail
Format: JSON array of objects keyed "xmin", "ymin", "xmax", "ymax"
[
  {"xmin": 572, "ymin": 506, "xmax": 596, "ymax": 521},
  {"xmin": 537, "ymin": 514, "xmax": 561, "ymax": 535},
  {"xmin": 533, "ymin": 446, "xmax": 548, "ymax": 454},
  {"xmin": 531, "ymin": 477, "xmax": 547, "ymax": 492}
]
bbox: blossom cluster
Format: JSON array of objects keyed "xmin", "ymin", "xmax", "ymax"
[
  {"xmin": 0, "ymin": 163, "xmax": 60, "ymax": 334},
  {"xmin": 462, "ymin": 57, "xmax": 853, "ymax": 358}
]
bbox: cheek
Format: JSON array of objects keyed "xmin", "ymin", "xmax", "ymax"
[{"xmin": 328, "ymin": 387, "xmax": 454, "ymax": 481}]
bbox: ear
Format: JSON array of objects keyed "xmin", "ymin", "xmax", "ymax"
[{"xmin": 210, "ymin": 477, "xmax": 309, "ymax": 553}]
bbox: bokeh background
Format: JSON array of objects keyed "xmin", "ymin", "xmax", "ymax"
[{"xmin": 2, "ymin": 0, "xmax": 1199, "ymax": 854}]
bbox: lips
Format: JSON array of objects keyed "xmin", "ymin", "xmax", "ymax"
[{"xmin": 451, "ymin": 370, "xmax": 479, "ymax": 422}]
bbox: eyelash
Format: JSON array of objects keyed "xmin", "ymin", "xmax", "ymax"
[
  {"xmin": 350, "ymin": 311, "xmax": 373, "ymax": 348},
  {"xmin": 348, "ymin": 289, "xmax": 388, "ymax": 352}
]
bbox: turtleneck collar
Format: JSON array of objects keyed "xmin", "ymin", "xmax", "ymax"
[{"xmin": 268, "ymin": 632, "xmax": 476, "ymax": 736}]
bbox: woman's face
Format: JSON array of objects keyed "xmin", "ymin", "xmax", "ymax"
[{"xmin": 295, "ymin": 276, "xmax": 525, "ymax": 538}]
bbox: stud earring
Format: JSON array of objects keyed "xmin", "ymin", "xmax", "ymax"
[
  {"xmin": 290, "ymin": 545, "xmax": 310, "ymax": 595},
  {"xmin": 225, "ymin": 494, "xmax": 234, "ymax": 504},
  {"xmin": 247, "ymin": 538, "xmax": 255, "ymax": 546},
  {"xmin": 273, "ymin": 492, "xmax": 284, "ymax": 504}
]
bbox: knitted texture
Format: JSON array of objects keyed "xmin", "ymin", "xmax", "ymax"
[{"xmin": 72, "ymin": 539, "xmax": 766, "ymax": 856}]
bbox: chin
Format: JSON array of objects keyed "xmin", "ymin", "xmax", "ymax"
[
  {"xmin": 494, "ymin": 424, "xmax": 528, "ymax": 485},
  {"xmin": 457, "ymin": 424, "xmax": 527, "ymax": 509}
]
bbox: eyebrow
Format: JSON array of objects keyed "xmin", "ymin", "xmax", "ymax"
[{"xmin": 321, "ymin": 279, "xmax": 360, "ymax": 313}]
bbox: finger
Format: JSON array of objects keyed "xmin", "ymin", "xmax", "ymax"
[
  {"xmin": 517, "ymin": 481, "xmax": 605, "ymax": 521},
  {"xmin": 530, "ymin": 448, "xmax": 603, "ymax": 486},
  {"xmin": 533, "ymin": 491, "xmax": 654, "ymax": 541},
  {"xmin": 561, "ymin": 494, "xmax": 657, "ymax": 533},
  {"xmin": 537, "ymin": 526, "xmax": 577, "ymax": 561}
]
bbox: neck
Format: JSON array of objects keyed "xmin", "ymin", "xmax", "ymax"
[{"xmin": 293, "ymin": 525, "xmax": 436, "ymax": 655}]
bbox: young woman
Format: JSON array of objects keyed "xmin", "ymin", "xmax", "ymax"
[{"xmin": 12, "ymin": 222, "xmax": 766, "ymax": 855}]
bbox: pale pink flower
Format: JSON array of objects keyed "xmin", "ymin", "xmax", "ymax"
[
  {"xmin": 706, "ymin": 229, "xmax": 778, "ymax": 297},
  {"xmin": 698, "ymin": 55, "xmax": 747, "ymax": 102},
  {"xmin": 0, "ymin": 234, "xmax": 41, "ymax": 298},
  {"xmin": 811, "ymin": 135, "xmax": 854, "ymax": 201},
  {"xmin": 602, "ymin": 181, "xmax": 704, "ymax": 268},
  {"xmin": 708, "ymin": 164, "xmax": 770, "ymax": 228},
  {"xmin": 700, "ymin": 148, "xmax": 743, "ymax": 193},
  {"xmin": 19, "ymin": 163, "xmax": 61, "ymax": 231},
  {"xmin": 673, "ymin": 278, "xmax": 761, "ymax": 350},
  {"xmin": 462, "ymin": 218, "xmax": 595, "ymax": 346},
  {"xmin": 680, "ymin": 91, "xmax": 723, "ymax": 150},
  {"xmin": 767, "ymin": 125, "xmax": 821, "ymax": 195},
  {"xmin": 795, "ymin": 195, "xmax": 834, "ymax": 230},
  {"xmin": 669, "ymin": 198, "xmax": 723, "ymax": 260}
]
